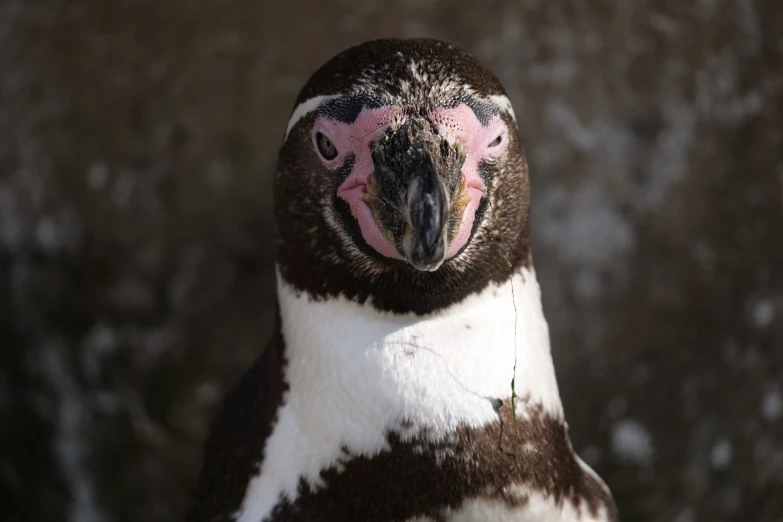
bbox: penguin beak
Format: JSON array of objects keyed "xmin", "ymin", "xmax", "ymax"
[
  {"xmin": 402, "ymin": 161, "xmax": 450, "ymax": 271},
  {"xmin": 366, "ymin": 117, "xmax": 468, "ymax": 271}
]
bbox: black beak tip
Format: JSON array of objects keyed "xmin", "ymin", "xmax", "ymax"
[{"xmin": 409, "ymin": 241, "xmax": 446, "ymax": 272}]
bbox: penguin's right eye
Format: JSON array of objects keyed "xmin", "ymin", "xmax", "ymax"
[{"xmin": 316, "ymin": 132, "xmax": 338, "ymax": 160}]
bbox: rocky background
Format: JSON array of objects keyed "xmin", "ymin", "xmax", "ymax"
[{"xmin": 1, "ymin": 1, "xmax": 782, "ymax": 521}]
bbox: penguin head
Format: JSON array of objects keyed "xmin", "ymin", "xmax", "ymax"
[{"xmin": 275, "ymin": 39, "xmax": 531, "ymax": 314}]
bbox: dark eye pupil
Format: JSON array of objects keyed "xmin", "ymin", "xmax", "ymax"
[
  {"xmin": 316, "ymin": 132, "xmax": 338, "ymax": 160},
  {"xmin": 488, "ymin": 134, "xmax": 502, "ymax": 148}
]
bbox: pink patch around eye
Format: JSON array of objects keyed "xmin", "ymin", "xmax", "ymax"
[
  {"xmin": 428, "ymin": 105, "xmax": 508, "ymax": 257},
  {"xmin": 316, "ymin": 104, "xmax": 509, "ymax": 263},
  {"xmin": 318, "ymin": 107, "xmax": 406, "ymax": 260}
]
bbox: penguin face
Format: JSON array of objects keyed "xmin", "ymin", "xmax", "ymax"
[
  {"xmin": 308, "ymin": 99, "xmax": 510, "ymax": 272},
  {"xmin": 276, "ymin": 39, "xmax": 531, "ymax": 314}
]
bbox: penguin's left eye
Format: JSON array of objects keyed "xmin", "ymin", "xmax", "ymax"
[
  {"xmin": 316, "ymin": 132, "xmax": 338, "ymax": 160},
  {"xmin": 485, "ymin": 124, "xmax": 508, "ymax": 157}
]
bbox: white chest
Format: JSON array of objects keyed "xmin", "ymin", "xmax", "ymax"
[{"xmin": 236, "ymin": 267, "xmax": 563, "ymax": 522}]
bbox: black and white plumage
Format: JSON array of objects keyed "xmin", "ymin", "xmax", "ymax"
[{"xmin": 186, "ymin": 38, "xmax": 619, "ymax": 522}]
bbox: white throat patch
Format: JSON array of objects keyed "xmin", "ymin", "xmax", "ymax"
[{"xmin": 236, "ymin": 267, "xmax": 563, "ymax": 522}]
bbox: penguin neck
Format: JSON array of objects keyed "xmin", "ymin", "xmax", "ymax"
[{"xmin": 275, "ymin": 263, "xmax": 564, "ymax": 433}]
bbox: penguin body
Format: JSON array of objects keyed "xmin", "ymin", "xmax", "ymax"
[{"xmin": 187, "ymin": 39, "xmax": 619, "ymax": 522}]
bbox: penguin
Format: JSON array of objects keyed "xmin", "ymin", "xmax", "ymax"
[{"xmin": 186, "ymin": 38, "xmax": 619, "ymax": 522}]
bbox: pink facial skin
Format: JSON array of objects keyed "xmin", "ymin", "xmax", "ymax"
[
  {"xmin": 314, "ymin": 104, "xmax": 509, "ymax": 263},
  {"xmin": 429, "ymin": 105, "xmax": 509, "ymax": 257}
]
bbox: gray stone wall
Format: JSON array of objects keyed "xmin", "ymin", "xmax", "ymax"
[{"xmin": 1, "ymin": 1, "xmax": 781, "ymax": 520}]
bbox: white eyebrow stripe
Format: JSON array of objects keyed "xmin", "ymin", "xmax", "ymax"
[
  {"xmin": 488, "ymin": 94, "xmax": 517, "ymax": 123},
  {"xmin": 284, "ymin": 94, "xmax": 342, "ymax": 140}
]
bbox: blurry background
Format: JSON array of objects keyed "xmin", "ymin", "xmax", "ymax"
[{"xmin": 1, "ymin": 1, "xmax": 782, "ymax": 521}]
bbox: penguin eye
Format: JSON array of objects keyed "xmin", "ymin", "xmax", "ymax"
[
  {"xmin": 316, "ymin": 132, "xmax": 338, "ymax": 160},
  {"xmin": 488, "ymin": 134, "xmax": 503, "ymax": 148}
]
